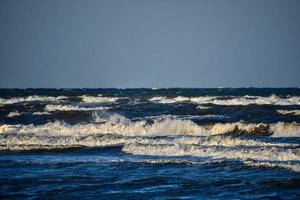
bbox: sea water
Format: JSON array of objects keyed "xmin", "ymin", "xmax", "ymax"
[{"xmin": 0, "ymin": 88, "xmax": 299, "ymax": 199}]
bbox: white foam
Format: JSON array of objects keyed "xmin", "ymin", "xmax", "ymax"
[
  {"xmin": 1, "ymin": 113, "xmax": 299, "ymax": 172},
  {"xmin": 121, "ymin": 136, "xmax": 296, "ymax": 148},
  {"xmin": 149, "ymin": 96, "xmax": 192, "ymax": 104},
  {"xmin": 0, "ymin": 94, "xmax": 123, "ymax": 105},
  {"xmin": 123, "ymin": 143, "xmax": 300, "ymax": 162},
  {"xmin": 243, "ymin": 160, "xmax": 300, "ymax": 172},
  {"xmin": 0, "ymin": 116, "xmax": 299, "ymax": 153},
  {"xmin": 32, "ymin": 112, "xmax": 51, "ymax": 115},
  {"xmin": 270, "ymin": 122, "xmax": 300, "ymax": 137},
  {"xmin": 196, "ymin": 105, "xmax": 211, "ymax": 109},
  {"xmin": 0, "ymin": 114, "xmax": 299, "ymax": 139},
  {"xmin": 122, "ymin": 142, "xmax": 300, "ymax": 172},
  {"xmin": 45, "ymin": 104, "xmax": 109, "ymax": 112},
  {"xmin": 277, "ymin": 109, "xmax": 300, "ymax": 115},
  {"xmin": 133, "ymin": 114, "xmax": 226, "ymax": 121},
  {"xmin": 0, "ymin": 95, "xmax": 68, "ymax": 105},
  {"xmin": 80, "ymin": 95, "xmax": 124, "ymax": 103},
  {"xmin": 7, "ymin": 111, "xmax": 24, "ymax": 117},
  {"xmin": 149, "ymin": 95, "xmax": 300, "ymax": 106}
]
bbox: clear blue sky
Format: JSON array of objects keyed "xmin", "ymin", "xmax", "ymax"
[{"xmin": 0, "ymin": 0, "xmax": 299, "ymax": 88}]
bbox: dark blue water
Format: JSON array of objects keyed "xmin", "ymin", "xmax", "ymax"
[{"xmin": 0, "ymin": 88, "xmax": 300, "ymax": 199}]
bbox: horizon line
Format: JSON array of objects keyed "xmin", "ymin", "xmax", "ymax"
[{"xmin": 0, "ymin": 87, "xmax": 300, "ymax": 90}]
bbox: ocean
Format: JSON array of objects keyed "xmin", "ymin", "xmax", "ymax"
[{"xmin": 0, "ymin": 88, "xmax": 300, "ymax": 199}]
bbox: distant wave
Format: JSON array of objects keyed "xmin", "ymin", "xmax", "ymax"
[
  {"xmin": 242, "ymin": 160, "xmax": 300, "ymax": 172},
  {"xmin": 45, "ymin": 104, "xmax": 110, "ymax": 112},
  {"xmin": 2, "ymin": 94, "xmax": 299, "ymax": 106},
  {"xmin": 0, "ymin": 95, "xmax": 68, "ymax": 105},
  {"xmin": 6, "ymin": 111, "xmax": 24, "ymax": 118},
  {"xmin": 132, "ymin": 114, "xmax": 227, "ymax": 121},
  {"xmin": 0, "ymin": 95, "xmax": 125, "ymax": 105},
  {"xmin": 32, "ymin": 112, "xmax": 51, "ymax": 115},
  {"xmin": 149, "ymin": 95, "xmax": 300, "ymax": 105},
  {"xmin": 277, "ymin": 109, "xmax": 300, "ymax": 115},
  {"xmin": 80, "ymin": 95, "xmax": 125, "ymax": 103},
  {"xmin": 196, "ymin": 105, "xmax": 211, "ymax": 109}
]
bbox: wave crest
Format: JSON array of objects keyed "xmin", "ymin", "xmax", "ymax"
[
  {"xmin": 45, "ymin": 104, "xmax": 109, "ymax": 112},
  {"xmin": 1, "ymin": 113, "xmax": 300, "ymax": 138},
  {"xmin": 149, "ymin": 95, "xmax": 300, "ymax": 105},
  {"xmin": 277, "ymin": 109, "xmax": 300, "ymax": 115},
  {"xmin": 1, "ymin": 112, "xmax": 299, "ymax": 172},
  {"xmin": 80, "ymin": 95, "xmax": 124, "ymax": 103},
  {"xmin": 0, "ymin": 95, "xmax": 67, "ymax": 105}
]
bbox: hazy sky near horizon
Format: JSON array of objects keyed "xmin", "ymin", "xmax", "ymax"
[{"xmin": 0, "ymin": 0, "xmax": 299, "ymax": 88}]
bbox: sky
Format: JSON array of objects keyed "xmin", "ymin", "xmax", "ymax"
[{"xmin": 0, "ymin": 0, "xmax": 299, "ymax": 88}]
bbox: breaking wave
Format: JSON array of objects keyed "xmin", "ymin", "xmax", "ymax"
[
  {"xmin": 0, "ymin": 95, "xmax": 68, "ymax": 105},
  {"xmin": 242, "ymin": 160, "xmax": 300, "ymax": 172},
  {"xmin": 122, "ymin": 143, "xmax": 299, "ymax": 162},
  {"xmin": 0, "ymin": 95, "xmax": 124, "ymax": 105},
  {"xmin": 149, "ymin": 95, "xmax": 300, "ymax": 105},
  {"xmin": 80, "ymin": 95, "xmax": 125, "ymax": 103},
  {"xmin": 45, "ymin": 104, "xmax": 109, "ymax": 112},
  {"xmin": 123, "ymin": 143, "xmax": 300, "ymax": 172},
  {"xmin": 1, "ymin": 113, "xmax": 300, "ymax": 138},
  {"xmin": 1, "ymin": 111, "xmax": 299, "ymax": 171},
  {"xmin": 132, "ymin": 114, "xmax": 227, "ymax": 121},
  {"xmin": 0, "ymin": 112, "xmax": 300, "ymax": 148},
  {"xmin": 32, "ymin": 111, "xmax": 51, "ymax": 115},
  {"xmin": 277, "ymin": 109, "xmax": 300, "ymax": 115},
  {"xmin": 7, "ymin": 111, "xmax": 24, "ymax": 118}
]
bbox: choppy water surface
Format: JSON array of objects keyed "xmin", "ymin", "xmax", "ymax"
[{"xmin": 0, "ymin": 88, "xmax": 300, "ymax": 199}]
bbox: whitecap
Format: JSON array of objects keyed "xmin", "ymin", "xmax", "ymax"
[
  {"xmin": 0, "ymin": 95, "xmax": 68, "ymax": 105},
  {"xmin": 45, "ymin": 104, "xmax": 109, "ymax": 112},
  {"xmin": 277, "ymin": 109, "xmax": 300, "ymax": 115},
  {"xmin": 80, "ymin": 95, "xmax": 125, "ymax": 103},
  {"xmin": 7, "ymin": 111, "xmax": 24, "ymax": 118},
  {"xmin": 149, "ymin": 95, "xmax": 300, "ymax": 106}
]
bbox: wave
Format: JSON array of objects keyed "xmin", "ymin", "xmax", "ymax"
[
  {"xmin": 1, "ymin": 112, "xmax": 299, "ymax": 171},
  {"xmin": 0, "ymin": 95, "xmax": 68, "ymax": 105},
  {"xmin": 0, "ymin": 124, "xmax": 296, "ymax": 150},
  {"xmin": 45, "ymin": 104, "xmax": 110, "ymax": 112},
  {"xmin": 122, "ymin": 143, "xmax": 299, "ymax": 162},
  {"xmin": 7, "ymin": 111, "xmax": 53, "ymax": 117},
  {"xmin": 277, "ymin": 109, "xmax": 300, "ymax": 115},
  {"xmin": 0, "ymin": 113, "xmax": 300, "ymax": 145},
  {"xmin": 196, "ymin": 105, "xmax": 211, "ymax": 109},
  {"xmin": 0, "ymin": 95, "xmax": 125, "ymax": 105},
  {"xmin": 132, "ymin": 114, "xmax": 226, "ymax": 121},
  {"xmin": 0, "ymin": 114, "xmax": 299, "ymax": 138},
  {"xmin": 80, "ymin": 95, "xmax": 125, "ymax": 103},
  {"xmin": 123, "ymin": 143, "xmax": 300, "ymax": 172},
  {"xmin": 242, "ymin": 160, "xmax": 300, "ymax": 172},
  {"xmin": 32, "ymin": 111, "xmax": 51, "ymax": 115},
  {"xmin": 6, "ymin": 111, "xmax": 24, "ymax": 118},
  {"xmin": 149, "ymin": 95, "xmax": 300, "ymax": 106}
]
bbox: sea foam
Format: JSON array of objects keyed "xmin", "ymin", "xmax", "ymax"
[
  {"xmin": 45, "ymin": 104, "xmax": 109, "ymax": 112},
  {"xmin": 149, "ymin": 95, "xmax": 300, "ymax": 105},
  {"xmin": 277, "ymin": 109, "xmax": 300, "ymax": 115},
  {"xmin": 80, "ymin": 95, "xmax": 125, "ymax": 103},
  {"xmin": 1, "ymin": 113, "xmax": 300, "ymax": 150},
  {"xmin": 0, "ymin": 95, "xmax": 68, "ymax": 105}
]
